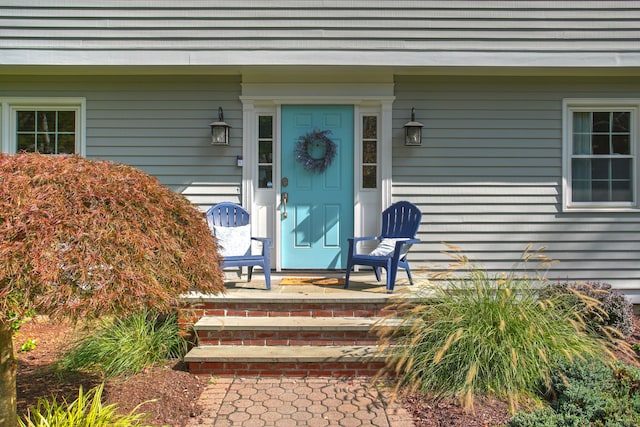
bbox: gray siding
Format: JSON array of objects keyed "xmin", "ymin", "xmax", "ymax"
[
  {"xmin": 393, "ymin": 75, "xmax": 640, "ymax": 295},
  {"xmin": 2, "ymin": 1, "xmax": 640, "ymax": 67},
  {"xmin": 0, "ymin": 74, "xmax": 243, "ymax": 209}
]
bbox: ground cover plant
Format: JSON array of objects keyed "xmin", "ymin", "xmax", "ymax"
[
  {"xmin": 508, "ymin": 358, "xmax": 640, "ymax": 426},
  {"xmin": 1, "ymin": 153, "xmax": 225, "ymax": 426},
  {"xmin": 375, "ymin": 245, "xmax": 622, "ymax": 414}
]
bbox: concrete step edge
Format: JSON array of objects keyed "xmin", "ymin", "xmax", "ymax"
[
  {"xmin": 193, "ymin": 316, "xmax": 401, "ymax": 331},
  {"xmin": 184, "ymin": 345, "xmax": 385, "ymax": 363},
  {"xmin": 181, "ymin": 291, "xmax": 417, "ymax": 305}
]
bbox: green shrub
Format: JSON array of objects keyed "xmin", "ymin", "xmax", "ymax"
[
  {"xmin": 58, "ymin": 310, "xmax": 186, "ymax": 378},
  {"xmin": 375, "ymin": 246, "xmax": 613, "ymax": 412},
  {"xmin": 544, "ymin": 281, "xmax": 634, "ymax": 339},
  {"xmin": 508, "ymin": 359, "xmax": 640, "ymax": 427},
  {"xmin": 20, "ymin": 384, "xmax": 152, "ymax": 427}
]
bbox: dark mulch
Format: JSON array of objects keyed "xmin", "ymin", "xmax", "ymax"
[
  {"xmin": 403, "ymin": 394, "xmax": 512, "ymax": 427},
  {"xmin": 102, "ymin": 362, "xmax": 205, "ymax": 426}
]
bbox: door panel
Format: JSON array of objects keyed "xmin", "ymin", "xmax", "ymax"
[{"xmin": 281, "ymin": 105, "xmax": 354, "ymax": 269}]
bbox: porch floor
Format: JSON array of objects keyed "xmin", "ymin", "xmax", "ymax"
[{"xmin": 188, "ymin": 270, "xmax": 435, "ymax": 300}]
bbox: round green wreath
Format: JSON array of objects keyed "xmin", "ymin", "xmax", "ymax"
[{"xmin": 294, "ymin": 129, "xmax": 337, "ymax": 174}]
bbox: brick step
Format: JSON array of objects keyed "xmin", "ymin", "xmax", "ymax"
[
  {"xmin": 185, "ymin": 345, "xmax": 385, "ymax": 377},
  {"xmin": 180, "ymin": 291, "xmax": 413, "ymax": 378},
  {"xmin": 179, "ymin": 293, "xmax": 405, "ymax": 327},
  {"xmin": 193, "ymin": 316, "xmax": 395, "ymax": 346}
]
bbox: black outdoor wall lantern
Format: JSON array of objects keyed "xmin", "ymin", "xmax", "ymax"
[
  {"xmin": 404, "ymin": 107, "xmax": 424, "ymax": 146},
  {"xmin": 209, "ymin": 107, "xmax": 231, "ymax": 145}
]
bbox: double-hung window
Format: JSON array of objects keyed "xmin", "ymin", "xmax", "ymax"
[
  {"xmin": 1, "ymin": 98, "xmax": 85, "ymax": 155},
  {"xmin": 564, "ymin": 100, "xmax": 638, "ymax": 211}
]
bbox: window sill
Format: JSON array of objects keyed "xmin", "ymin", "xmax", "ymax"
[{"xmin": 563, "ymin": 205, "xmax": 639, "ymax": 213}]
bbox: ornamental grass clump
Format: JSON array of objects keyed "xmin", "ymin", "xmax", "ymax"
[
  {"xmin": 58, "ymin": 310, "xmax": 186, "ymax": 378},
  {"xmin": 20, "ymin": 384, "xmax": 152, "ymax": 427},
  {"xmin": 375, "ymin": 244, "xmax": 619, "ymax": 413}
]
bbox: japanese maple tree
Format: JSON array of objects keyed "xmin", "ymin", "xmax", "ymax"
[{"xmin": 0, "ymin": 153, "xmax": 224, "ymax": 426}]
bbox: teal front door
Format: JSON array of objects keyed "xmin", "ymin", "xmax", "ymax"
[{"xmin": 281, "ymin": 105, "xmax": 354, "ymax": 269}]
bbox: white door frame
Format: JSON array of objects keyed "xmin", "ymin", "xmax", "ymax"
[{"xmin": 240, "ymin": 84, "xmax": 395, "ymax": 271}]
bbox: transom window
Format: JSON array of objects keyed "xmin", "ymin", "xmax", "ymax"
[{"xmin": 564, "ymin": 100, "xmax": 638, "ymax": 210}]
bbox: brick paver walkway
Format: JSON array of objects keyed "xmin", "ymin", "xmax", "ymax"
[{"xmin": 185, "ymin": 377, "xmax": 414, "ymax": 426}]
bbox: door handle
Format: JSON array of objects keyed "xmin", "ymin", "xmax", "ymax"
[{"xmin": 281, "ymin": 192, "xmax": 288, "ymax": 219}]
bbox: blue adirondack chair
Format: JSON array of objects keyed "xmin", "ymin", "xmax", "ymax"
[
  {"xmin": 206, "ymin": 202, "xmax": 271, "ymax": 290},
  {"xmin": 344, "ymin": 201, "xmax": 422, "ymax": 292}
]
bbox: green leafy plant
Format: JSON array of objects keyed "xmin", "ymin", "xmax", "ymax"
[
  {"xmin": 6, "ymin": 311, "xmax": 22, "ymax": 332},
  {"xmin": 375, "ymin": 244, "xmax": 617, "ymax": 413},
  {"xmin": 6, "ymin": 304, "xmax": 34, "ymax": 332},
  {"xmin": 508, "ymin": 358, "xmax": 640, "ymax": 426},
  {"xmin": 20, "ymin": 338, "xmax": 36, "ymax": 352},
  {"xmin": 58, "ymin": 310, "xmax": 186, "ymax": 378},
  {"xmin": 5, "ymin": 311, "xmax": 17, "ymax": 332},
  {"xmin": 19, "ymin": 384, "xmax": 152, "ymax": 427}
]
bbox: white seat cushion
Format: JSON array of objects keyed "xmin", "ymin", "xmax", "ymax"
[
  {"xmin": 213, "ymin": 224, "xmax": 251, "ymax": 257},
  {"xmin": 369, "ymin": 238, "xmax": 409, "ymax": 257}
]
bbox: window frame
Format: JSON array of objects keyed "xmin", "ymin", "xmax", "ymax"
[
  {"xmin": 563, "ymin": 99, "xmax": 639, "ymax": 212},
  {"xmin": 1, "ymin": 97, "xmax": 86, "ymax": 156}
]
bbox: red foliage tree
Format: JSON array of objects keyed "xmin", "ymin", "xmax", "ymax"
[{"xmin": 0, "ymin": 153, "xmax": 224, "ymax": 426}]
